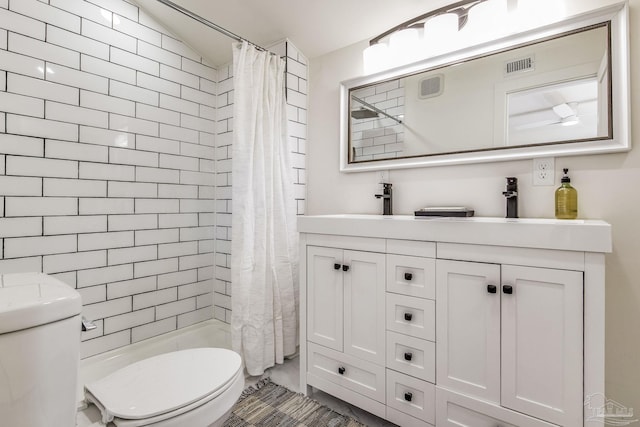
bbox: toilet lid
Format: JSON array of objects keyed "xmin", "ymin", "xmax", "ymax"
[{"xmin": 85, "ymin": 348, "xmax": 242, "ymax": 420}]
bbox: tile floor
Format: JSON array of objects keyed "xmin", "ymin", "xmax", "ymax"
[{"xmin": 247, "ymin": 356, "xmax": 395, "ymax": 427}]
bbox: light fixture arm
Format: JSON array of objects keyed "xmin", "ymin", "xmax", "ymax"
[
  {"xmin": 369, "ymin": 0, "xmax": 486, "ymax": 46},
  {"xmin": 363, "ymin": 0, "xmax": 521, "ymax": 74}
]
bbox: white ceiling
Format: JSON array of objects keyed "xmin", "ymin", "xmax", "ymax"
[{"xmin": 133, "ymin": 0, "xmax": 451, "ymax": 66}]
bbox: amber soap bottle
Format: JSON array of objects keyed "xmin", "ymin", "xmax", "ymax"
[{"xmin": 555, "ymin": 168, "xmax": 578, "ymax": 219}]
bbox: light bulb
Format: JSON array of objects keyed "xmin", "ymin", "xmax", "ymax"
[
  {"xmin": 389, "ymin": 28, "xmax": 421, "ymax": 66},
  {"xmin": 511, "ymin": 0, "xmax": 567, "ymax": 31},
  {"xmin": 423, "ymin": 13, "xmax": 460, "ymax": 57},
  {"xmin": 363, "ymin": 43, "xmax": 390, "ymax": 74},
  {"xmin": 460, "ymin": 0, "xmax": 509, "ymax": 45}
]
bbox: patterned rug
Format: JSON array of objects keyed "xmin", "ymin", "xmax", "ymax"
[{"xmin": 223, "ymin": 379, "xmax": 365, "ymax": 427}]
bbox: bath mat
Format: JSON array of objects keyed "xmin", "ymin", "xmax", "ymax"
[{"xmin": 223, "ymin": 378, "xmax": 365, "ymax": 427}]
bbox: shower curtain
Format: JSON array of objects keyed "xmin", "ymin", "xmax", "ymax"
[{"xmin": 230, "ymin": 41, "xmax": 299, "ymax": 376}]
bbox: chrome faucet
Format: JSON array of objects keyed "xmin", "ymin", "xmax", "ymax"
[
  {"xmin": 502, "ymin": 177, "xmax": 518, "ymax": 218},
  {"xmin": 375, "ymin": 183, "xmax": 393, "ymax": 215}
]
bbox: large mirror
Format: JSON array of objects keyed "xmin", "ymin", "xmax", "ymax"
[{"xmin": 340, "ymin": 3, "xmax": 630, "ymax": 172}]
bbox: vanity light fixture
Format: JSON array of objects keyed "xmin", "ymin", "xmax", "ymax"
[
  {"xmin": 364, "ymin": 0, "xmax": 505, "ymax": 74},
  {"xmin": 363, "ymin": 0, "xmax": 566, "ymax": 74}
]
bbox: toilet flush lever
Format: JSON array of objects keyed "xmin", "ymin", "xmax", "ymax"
[{"xmin": 82, "ymin": 317, "xmax": 97, "ymax": 332}]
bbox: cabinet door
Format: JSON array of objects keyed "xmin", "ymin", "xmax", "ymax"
[
  {"xmin": 436, "ymin": 387, "xmax": 557, "ymax": 427},
  {"xmin": 501, "ymin": 265, "xmax": 583, "ymax": 426},
  {"xmin": 343, "ymin": 250, "xmax": 385, "ymax": 364},
  {"xmin": 307, "ymin": 246, "xmax": 343, "ymax": 352},
  {"xmin": 436, "ymin": 259, "xmax": 501, "ymax": 403}
]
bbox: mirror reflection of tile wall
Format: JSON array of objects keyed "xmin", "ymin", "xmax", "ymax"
[{"xmin": 350, "ymin": 81, "xmax": 405, "ymax": 162}]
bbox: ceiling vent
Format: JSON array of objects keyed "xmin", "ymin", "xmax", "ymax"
[
  {"xmin": 504, "ymin": 55, "xmax": 535, "ymax": 76},
  {"xmin": 419, "ymin": 74, "xmax": 444, "ymax": 99}
]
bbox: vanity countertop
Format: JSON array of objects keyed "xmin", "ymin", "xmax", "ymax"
[{"xmin": 297, "ymin": 214, "xmax": 612, "ymax": 253}]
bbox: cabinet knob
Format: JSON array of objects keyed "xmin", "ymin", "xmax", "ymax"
[
  {"xmin": 487, "ymin": 284, "xmax": 497, "ymax": 294},
  {"xmin": 404, "ymin": 312, "xmax": 413, "ymax": 322},
  {"xmin": 404, "ymin": 272, "xmax": 413, "ymax": 281},
  {"xmin": 404, "ymin": 392, "xmax": 413, "ymax": 402},
  {"xmin": 342, "ymin": 264, "xmax": 350, "ymax": 272},
  {"xmin": 338, "ymin": 366, "xmax": 346, "ymax": 375},
  {"xmin": 404, "ymin": 352, "xmax": 413, "ymax": 361},
  {"xmin": 334, "ymin": 263, "xmax": 341, "ymax": 270},
  {"xmin": 503, "ymin": 284, "xmax": 513, "ymax": 294}
]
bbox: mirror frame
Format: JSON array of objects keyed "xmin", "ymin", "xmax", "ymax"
[{"xmin": 340, "ymin": 2, "xmax": 630, "ymax": 172}]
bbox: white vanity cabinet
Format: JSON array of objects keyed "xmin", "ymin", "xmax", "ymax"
[
  {"xmin": 436, "ymin": 259, "xmax": 583, "ymax": 426},
  {"xmin": 305, "ymin": 237, "xmax": 387, "ymax": 416},
  {"xmin": 299, "ymin": 215, "xmax": 611, "ymax": 427}
]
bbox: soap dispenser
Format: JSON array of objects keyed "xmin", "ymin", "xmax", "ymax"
[{"xmin": 555, "ymin": 168, "xmax": 578, "ymax": 219}]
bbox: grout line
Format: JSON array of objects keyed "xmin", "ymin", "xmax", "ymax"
[{"xmin": 0, "ymin": 7, "xmax": 223, "ymax": 351}]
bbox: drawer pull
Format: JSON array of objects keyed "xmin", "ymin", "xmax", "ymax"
[
  {"xmin": 338, "ymin": 366, "xmax": 346, "ymax": 375},
  {"xmin": 342, "ymin": 264, "xmax": 350, "ymax": 272},
  {"xmin": 487, "ymin": 284, "xmax": 497, "ymax": 293},
  {"xmin": 404, "ymin": 272, "xmax": 413, "ymax": 281},
  {"xmin": 404, "ymin": 352, "xmax": 413, "ymax": 361},
  {"xmin": 334, "ymin": 263, "xmax": 341, "ymax": 270},
  {"xmin": 503, "ymin": 284, "xmax": 513, "ymax": 294},
  {"xmin": 404, "ymin": 392, "xmax": 413, "ymax": 402},
  {"xmin": 404, "ymin": 312, "xmax": 413, "ymax": 322}
]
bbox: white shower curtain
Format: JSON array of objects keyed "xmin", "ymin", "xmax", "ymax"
[{"xmin": 230, "ymin": 41, "xmax": 299, "ymax": 376}]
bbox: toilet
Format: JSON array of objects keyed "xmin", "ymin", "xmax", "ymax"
[
  {"xmin": 0, "ymin": 273, "xmax": 243, "ymax": 427},
  {"xmin": 84, "ymin": 347, "xmax": 243, "ymax": 426},
  {"xmin": 0, "ymin": 272, "xmax": 82, "ymax": 427}
]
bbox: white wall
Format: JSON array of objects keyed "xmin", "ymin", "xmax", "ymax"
[
  {"xmin": 307, "ymin": 0, "xmax": 640, "ymax": 413},
  {"xmin": 0, "ymin": 0, "xmax": 217, "ymax": 358}
]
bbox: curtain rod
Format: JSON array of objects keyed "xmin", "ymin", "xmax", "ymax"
[{"xmin": 154, "ymin": 0, "xmax": 269, "ymax": 52}]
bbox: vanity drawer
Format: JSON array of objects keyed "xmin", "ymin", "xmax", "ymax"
[
  {"xmin": 386, "ymin": 254, "xmax": 435, "ymax": 299},
  {"xmin": 386, "ymin": 331, "xmax": 435, "ymax": 383},
  {"xmin": 307, "ymin": 342, "xmax": 385, "ymax": 403},
  {"xmin": 386, "ymin": 369, "xmax": 435, "ymax": 425},
  {"xmin": 386, "ymin": 293, "xmax": 435, "ymax": 341},
  {"xmin": 436, "ymin": 387, "xmax": 558, "ymax": 427}
]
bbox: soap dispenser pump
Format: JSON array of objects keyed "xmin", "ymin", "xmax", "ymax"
[{"xmin": 555, "ymin": 168, "xmax": 578, "ymax": 219}]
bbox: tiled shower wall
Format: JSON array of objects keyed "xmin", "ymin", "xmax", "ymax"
[
  {"xmin": 351, "ymin": 80, "xmax": 404, "ymax": 161},
  {"xmin": 214, "ymin": 41, "xmax": 308, "ymax": 323},
  {"xmin": 0, "ymin": 0, "xmax": 218, "ymax": 358}
]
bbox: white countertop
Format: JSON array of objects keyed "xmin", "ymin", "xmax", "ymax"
[{"xmin": 297, "ymin": 215, "xmax": 612, "ymax": 253}]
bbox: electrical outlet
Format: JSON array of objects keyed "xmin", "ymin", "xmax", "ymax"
[{"xmin": 532, "ymin": 157, "xmax": 555, "ymax": 186}]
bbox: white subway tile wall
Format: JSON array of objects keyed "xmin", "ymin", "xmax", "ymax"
[
  {"xmin": 0, "ymin": 0, "xmax": 218, "ymax": 358},
  {"xmin": 213, "ymin": 41, "xmax": 308, "ymax": 323},
  {"xmin": 351, "ymin": 80, "xmax": 405, "ymax": 161}
]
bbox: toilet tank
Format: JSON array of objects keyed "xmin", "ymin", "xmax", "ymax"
[{"xmin": 0, "ymin": 273, "xmax": 82, "ymax": 427}]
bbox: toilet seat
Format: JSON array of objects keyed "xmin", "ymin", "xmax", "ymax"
[{"xmin": 85, "ymin": 348, "xmax": 243, "ymax": 426}]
